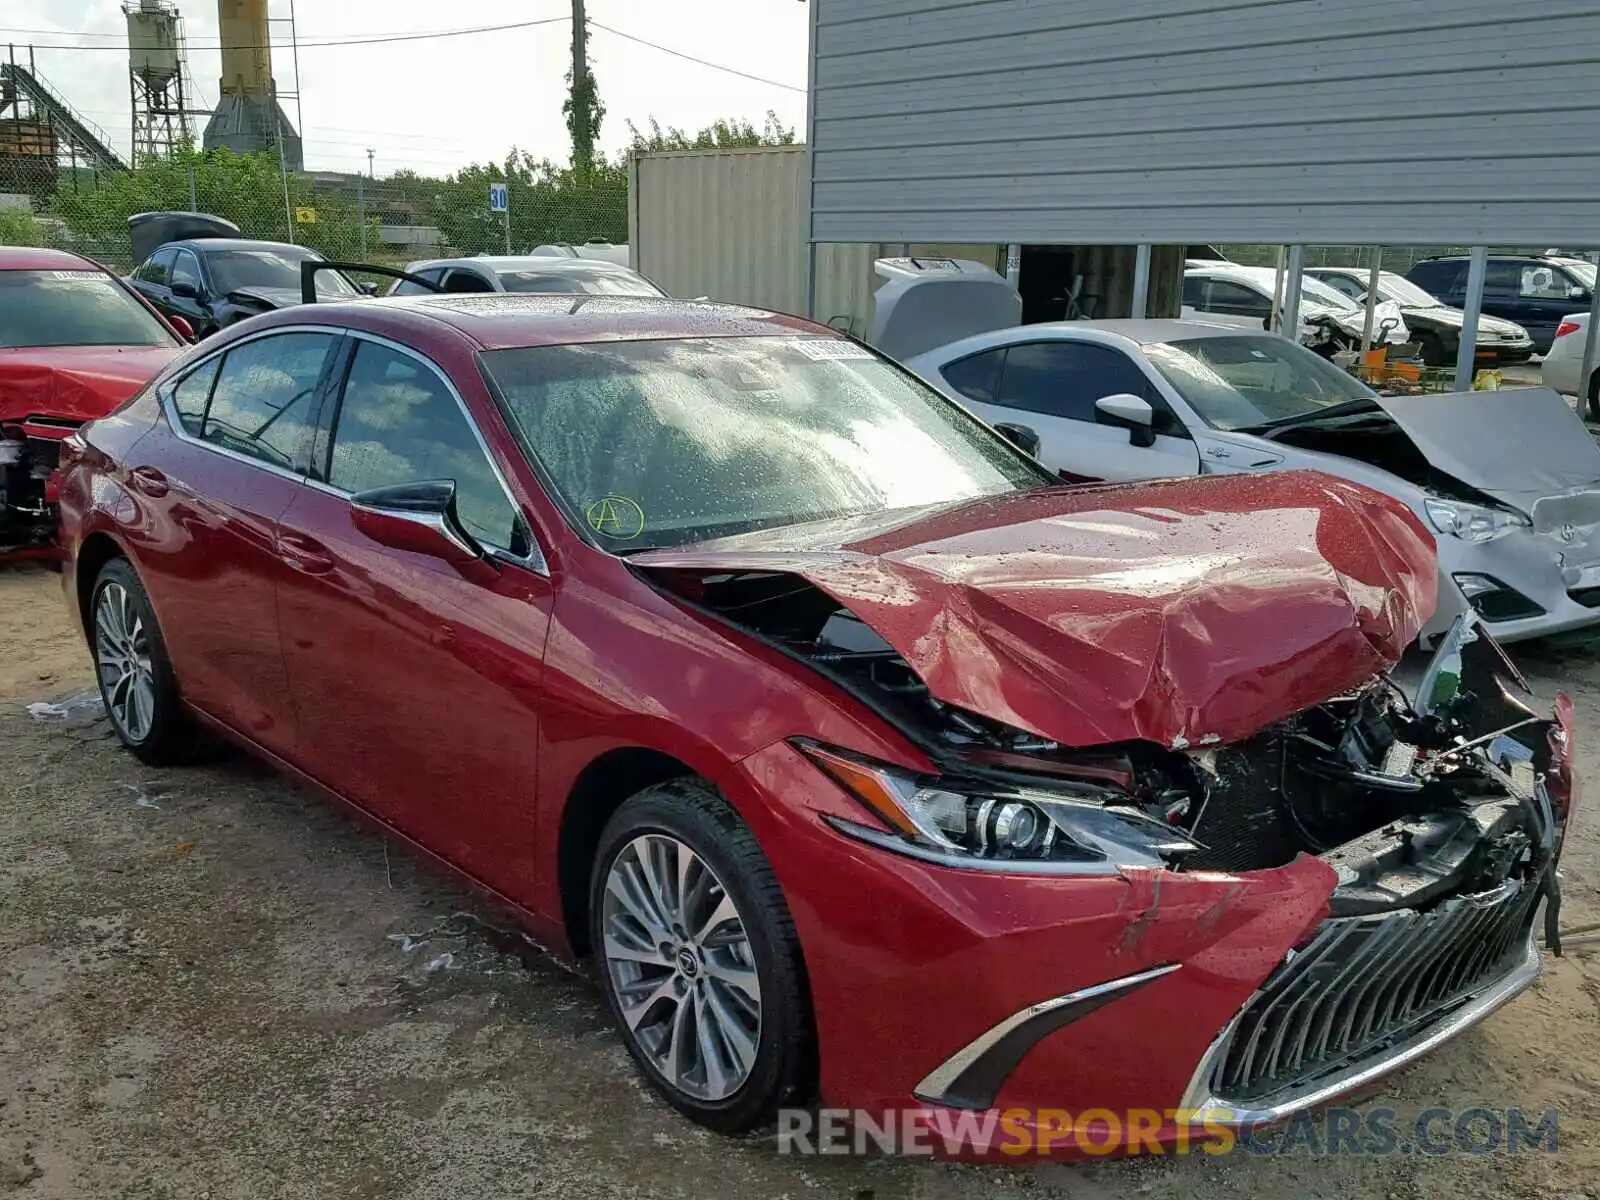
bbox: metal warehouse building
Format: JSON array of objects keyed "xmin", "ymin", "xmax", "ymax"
[{"xmin": 802, "ymin": 0, "xmax": 1600, "ymax": 385}]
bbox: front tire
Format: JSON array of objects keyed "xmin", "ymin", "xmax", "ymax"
[
  {"xmin": 590, "ymin": 780, "xmax": 814, "ymax": 1132},
  {"xmin": 1414, "ymin": 330, "xmax": 1448, "ymax": 367},
  {"xmin": 90, "ymin": 558, "xmax": 198, "ymax": 765},
  {"xmin": 1587, "ymin": 370, "xmax": 1600, "ymax": 424}
]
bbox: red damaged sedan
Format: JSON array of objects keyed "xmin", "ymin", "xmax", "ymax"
[
  {"xmin": 1, "ymin": 246, "xmax": 186, "ymax": 555},
  {"xmin": 57, "ymin": 293, "xmax": 1572, "ymax": 1155}
]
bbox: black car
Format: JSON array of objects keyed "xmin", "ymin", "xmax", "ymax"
[
  {"xmin": 1306, "ymin": 266, "xmax": 1535, "ymax": 366},
  {"xmin": 125, "ymin": 213, "xmax": 359, "ymax": 338},
  {"xmin": 1406, "ymin": 254, "xmax": 1596, "ymax": 355}
]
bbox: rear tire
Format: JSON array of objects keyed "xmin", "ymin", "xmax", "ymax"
[
  {"xmin": 590, "ymin": 780, "xmax": 814, "ymax": 1133},
  {"xmin": 1587, "ymin": 371, "xmax": 1600, "ymax": 424},
  {"xmin": 89, "ymin": 558, "xmax": 199, "ymax": 765}
]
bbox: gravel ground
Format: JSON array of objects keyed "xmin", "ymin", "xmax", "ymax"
[{"xmin": 4, "ymin": 564, "xmax": 1600, "ymax": 1199}]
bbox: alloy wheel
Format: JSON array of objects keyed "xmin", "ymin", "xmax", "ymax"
[
  {"xmin": 600, "ymin": 833, "xmax": 763, "ymax": 1102},
  {"xmin": 95, "ymin": 582, "xmax": 156, "ymax": 744}
]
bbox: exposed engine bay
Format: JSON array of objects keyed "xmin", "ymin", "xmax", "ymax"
[
  {"xmin": 0, "ymin": 425, "xmax": 70, "ymax": 553},
  {"xmin": 653, "ymin": 567, "xmax": 1568, "ymax": 933}
]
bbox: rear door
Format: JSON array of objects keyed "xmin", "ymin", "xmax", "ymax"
[
  {"xmin": 130, "ymin": 248, "xmax": 178, "ymax": 318},
  {"xmin": 129, "ymin": 328, "xmax": 340, "ymax": 750},
  {"xmin": 940, "ymin": 339, "xmax": 1199, "ymax": 482},
  {"xmin": 273, "ymin": 333, "xmax": 553, "ymax": 898}
]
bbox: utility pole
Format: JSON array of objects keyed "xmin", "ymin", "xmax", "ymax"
[
  {"xmin": 572, "ymin": 0, "xmax": 591, "ymax": 168},
  {"xmin": 366, "ymin": 148, "xmax": 375, "ymax": 179}
]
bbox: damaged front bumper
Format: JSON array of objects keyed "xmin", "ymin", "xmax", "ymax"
[{"xmin": 756, "ymin": 615, "xmax": 1572, "ymax": 1159}]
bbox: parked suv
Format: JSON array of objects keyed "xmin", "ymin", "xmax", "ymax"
[{"xmin": 1406, "ymin": 254, "xmax": 1596, "ymax": 354}]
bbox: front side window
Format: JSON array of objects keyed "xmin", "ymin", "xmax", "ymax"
[
  {"xmin": 170, "ymin": 250, "xmax": 202, "ymax": 293},
  {"xmin": 1203, "ymin": 280, "xmax": 1272, "ymax": 318},
  {"xmin": 1521, "ymin": 265, "xmax": 1575, "ymax": 300},
  {"xmin": 0, "ymin": 270, "xmax": 177, "ymax": 349},
  {"xmin": 995, "ymin": 341, "xmax": 1146, "ymax": 423},
  {"xmin": 1144, "ymin": 335, "xmax": 1373, "ymax": 432},
  {"xmin": 1319, "ymin": 273, "xmax": 1364, "ymax": 301},
  {"xmin": 202, "ymin": 332, "xmax": 335, "ymax": 469},
  {"xmin": 481, "ymin": 336, "xmax": 1050, "ymax": 552},
  {"xmin": 327, "ymin": 341, "xmax": 525, "ymax": 554},
  {"xmin": 391, "ymin": 268, "xmax": 443, "ymax": 297},
  {"xmin": 440, "ymin": 269, "xmax": 496, "ymax": 294}
]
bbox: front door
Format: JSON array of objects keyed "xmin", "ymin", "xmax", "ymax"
[
  {"xmin": 942, "ymin": 340, "xmax": 1200, "ymax": 483},
  {"xmin": 167, "ymin": 248, "xmax": 217, "ymax": 336},
  {"xmin": 274, "ymin": 335, "xmax": 553, "ymax": 899},
  {"xmin": 130, "ymin": 329, "xmax": 340, "ymax": 749}
]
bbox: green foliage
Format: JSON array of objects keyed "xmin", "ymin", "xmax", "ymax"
[
  {"xmin": 43, "ymin": 144, "xmax": 372, "ymax": 269},
  {"xmin": 0, "ymin": 205, "xmax": 46, "ymax": 247},
  {"xmin": 625, "ymin": 112, "xmax": 797, "ymax": 155}
]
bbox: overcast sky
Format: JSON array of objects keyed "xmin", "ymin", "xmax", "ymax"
[{"xmin": 2, "ymin": 0, "xmax": 810, "ymax": 176}]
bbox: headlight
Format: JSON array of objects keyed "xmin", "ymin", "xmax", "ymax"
[
  {"xmin": 801, "ymin": 742, "xmax": 1196, "ymax": 870},
  {"xmin": 1423, "ymin": 498, "xmax": 1531, "ymax": 544}
]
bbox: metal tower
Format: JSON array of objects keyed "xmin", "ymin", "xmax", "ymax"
[{"xmin": 125, "ymin": 0, "xmax": 196, "ymax": 165}]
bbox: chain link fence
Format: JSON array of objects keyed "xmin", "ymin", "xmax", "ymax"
[{"xmin": 0, "ymin": 154, "xmax": 629, "ymax": 275}]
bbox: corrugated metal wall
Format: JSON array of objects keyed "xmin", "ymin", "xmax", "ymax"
[
  {"xmin": 630, "ymin": 146, "xmax": 1000, "ymax": 334},
  {"xmin": 809, "ymin": 0, "xmax": 1600, "ymax": 246}
]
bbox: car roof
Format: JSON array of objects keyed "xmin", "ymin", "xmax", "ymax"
[
  {"xmin": 1060, "ymin": 318, "xmax": 1269, "ymax": 345},
  {"xmin": 273, "ymin": 294, "xmax": 821, "ymax": 351},
  {"xmin": 407, "ymin": 255, "xmax": 639, "ymax": 275},
  {"xmin": 0, "ymin": 245, "xmax": 99, "ymax": 271},
  {"xmin": 168, "ymin": 239, "xmax": 320, "ymax": 255}
]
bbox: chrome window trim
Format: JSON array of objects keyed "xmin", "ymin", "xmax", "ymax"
[{"xmin": 157, "ymin": 323, "xmax": 549, "ymax": 576}]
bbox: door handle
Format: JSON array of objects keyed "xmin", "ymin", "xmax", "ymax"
[
  {"xmin": 277, "ymin": 531, "xmax": 336, "ymax": 575},
  {"xmin": 128, "ymin": 465, "xmax": 169, "ymax": 497}
]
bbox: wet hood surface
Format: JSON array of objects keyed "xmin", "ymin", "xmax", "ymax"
[
  {"xmin": 633, "ymin": 472, "xmax": 1437, "ymax": 750},
  {"xmin": 0, "ymin": 345, "xmax": 180, "ymax": 425},
  {"xmin": 1375, "ymin": 387, "xmax": 1600, "ymax": 508}
]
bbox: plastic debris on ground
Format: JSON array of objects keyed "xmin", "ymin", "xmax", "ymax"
[{"xmin": 25, "ymin": 691, "xmax": 105, "ymax": 725}]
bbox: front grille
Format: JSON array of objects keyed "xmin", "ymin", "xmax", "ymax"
[{"xmin": 1212, "ymin": 878, "xmax": 1541, "ymax": 1103}]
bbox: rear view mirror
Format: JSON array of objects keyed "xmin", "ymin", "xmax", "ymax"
[
  {"xmin": 994, "ymin": 421, "xmax": 1041, "ymax": 458},
  {"xmin": 350, "ymin": 479, "xmax": 496, "ymax": 580},
  {"xmin": 1095, "ymin": 393, "xmax": 1157, "ymax": 448}
]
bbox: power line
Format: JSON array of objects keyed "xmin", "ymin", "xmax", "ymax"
[
  {"xmin": 589, "ymin": 21, "xmax": 805, "ymax": 93},
  {"xmin": 0, "ymin": 17, "xmax": 568, "ymax": 52}
]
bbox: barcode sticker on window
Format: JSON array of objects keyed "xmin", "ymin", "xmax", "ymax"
[{"xmin": 791, "ymin": 339, "xmax": 874, "ymax": 361}]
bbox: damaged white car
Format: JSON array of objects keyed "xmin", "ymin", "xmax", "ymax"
[{"xmin": 880, "ymin": 257, "xmax": 1600, "ymax": 645}]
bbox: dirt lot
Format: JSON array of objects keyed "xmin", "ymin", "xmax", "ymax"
[{"xmin": 4, "ymin": 564, "xmax": 1600, "ymax": 1199}]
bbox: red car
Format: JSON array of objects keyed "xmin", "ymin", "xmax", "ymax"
[
  {"xmin": 1, "ymin": 245, "xmax": 187, "ymax": 556},
  {"xmin": 57, "ymin": 294, "xmax": 1572, "ymax": 1156}
]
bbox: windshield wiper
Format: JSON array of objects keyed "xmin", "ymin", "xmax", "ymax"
[{"xmin": 1239, "ymin": 397, "xmax": 1385, "ymax": 438}]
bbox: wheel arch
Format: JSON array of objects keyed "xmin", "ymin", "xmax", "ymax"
[
  {"xmin": 74, "ymin": 530, "xmax": 132, "ymax": 635},
  {"xmin": 557, "ymin": 746, "xmax": 700, "ymax": 957}
]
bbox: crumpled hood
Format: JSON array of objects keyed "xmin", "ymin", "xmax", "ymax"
[
  {"xmin": 0, "ymin": 345, "xmax": 180, "ymax": 425},
  {"xmin": 1376, "ymin": 387, "xmax": 1600, "ymax": 511},
  {"xmin": 633, "ymin": 471, "xmax": 1437, "ymax": 750}
]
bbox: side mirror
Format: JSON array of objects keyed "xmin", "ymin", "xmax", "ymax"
[
  {"xmin": 359, "ymin": 281, "xmax": 379, "ymax": 296},
  {"xmin": 994, "ymin": 421, "xmax": 1041, "ymax": 458},
  {"xmin": 1095, "ymin": 393, "xmax": 1157, "ymax": 448},
  {"xmin": 350, "ymin": 479, "xmax": 497, "ymax": 579},
  {"xmin": 171, "ymin": 279, "xmax": 200, "ymax": 300},
  {"xmin": 166, "ymin": 314, "xmax": 196, "ymax": 342},
  {"xmin": 1569, "ymin": 286, "xmax": 1591, "ymax": 303}
]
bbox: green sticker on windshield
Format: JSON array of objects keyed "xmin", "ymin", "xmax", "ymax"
[{"xmin": 585, "ymin": 495, "xmax": 646, "ymax": 539}]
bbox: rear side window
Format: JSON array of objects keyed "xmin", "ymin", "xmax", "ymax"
[
  {"xmin": 327, "ymin": 341, "xmax": 525, "ymax": 554},
  {"xmin": 202, "ymin": 332, "xmax": 335, "ymax": 470},
  {"xmin": 143, "ymin": 248, "xmax": 176, "ymax": 287},
  {"xmin": 942, "ymin": 348, "xmax": 1006, "ymax": 403},
  {"xmin": 170, "ymin": 357, "xmax": 221, "ymax": 435},
  {"xmin": 1409, "ymin": 261, "xmax": 1462, "ymax": 293},
  {"xmin": 1484, "ymin": 261, "xmax": 1520, "ymax": 292}
]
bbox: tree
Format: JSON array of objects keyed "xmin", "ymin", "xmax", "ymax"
[
  {"xmin": 624, "ymin": 113, "xmax": 798, "ymax": 157},
  {"xmin": 563, "ymin": 16, "xmax": 605, "ymax": 174},
  {"xmin": 0, "ymin": 206, "xmax": 45, "ymax": 247}
]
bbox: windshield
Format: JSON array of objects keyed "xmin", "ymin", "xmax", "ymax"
[
  {"xmin": 1563, "ymin": 261, "xmax": 1596, "ymax": 290},
  {"xmin": 1299, "ymin": 275, "xmax": 1361, "ymax": 311},
  {"xmin": 0, "ymin": 269, "xmax": 177, "ymax": 349},
  {"xmin": 497, "ymin": 269, "xmax": 663, "ymax": 297},
  {"xmin": 1144, "ymin": 335, "xmax": 1376, "ymax": 432},
  {"xmin": 208, "ymin": 248, "xmax": 356, "ymax": 297},
  {"xmin": 481, "ymin": 336, "xmax": 1050, "ymax": 550},
  {"xmin": 1376, "ymin": 273, "xmax": 1447, "ymax": 307}
]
